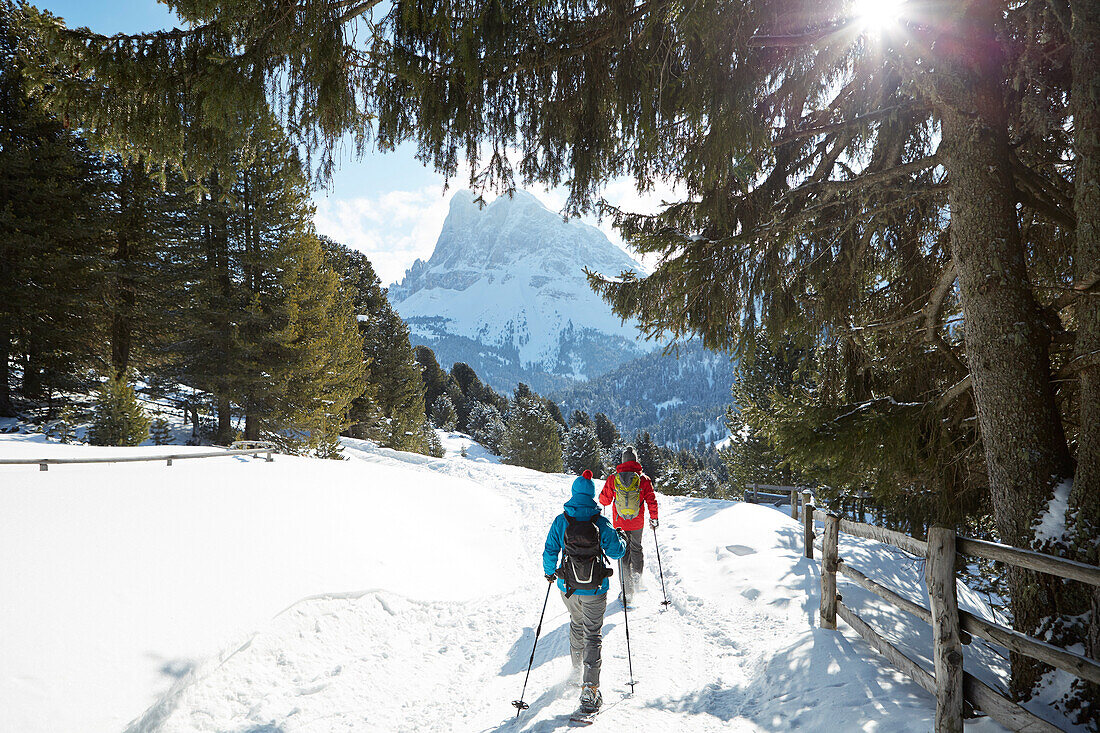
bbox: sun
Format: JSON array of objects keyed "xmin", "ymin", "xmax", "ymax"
[{"xmin": 852, "ymin": 0, "xmax": 906, "ymax": 34}]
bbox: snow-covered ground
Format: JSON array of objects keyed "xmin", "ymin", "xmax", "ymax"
[{"xmin": 0, "ymin": 429, "xmax": 1077, "ymax": 731}]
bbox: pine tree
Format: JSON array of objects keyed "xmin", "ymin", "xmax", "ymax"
[
  {"xmin": 563, "ymin": 423, "xmax": 605, "ymax": 476},
  {"xmin": 163, "ymin": 122, "xmax": 365, "ymax": 452},
  {"xmin": 502, "ymin": 397, "xmax": 563, "ymax": 473},
  {"xmin": 594, "ymin": 413, "xmax": 620, "ymax": 453},
  {"xmin": 656, "ymin": 457, "xmax": 685, "ymax": 496},
  {"xmin": 542, "ymin": 398, "xmax": 567, "ymax": 431},
  {"xmin": 355, "ymin": 303, "xmax": 429, "ymax": 452},
  {"xmin": 722, "ymin": 337, "xmax": 815, "ymax": 496},
  {"xmin": 513, "ymin": 383, "xmax": 534, "ymax": 403},
  {"xmin": 277, "ymin": 235, "xmax": 365, "ymax": 454},
  {"xmin": 451, "ymin": 362, "xmax": 507, "ymax": 430},
  {"xmin": 314, "ymin": 429, "xmax": 344, "ymax": 460},
  {"xmin": 569, "ymin": 409, "xmax": 595, "ymax": 431},
  {"xmin": 415, "ymin": 345, "xmax": 454, "ymax": 420},
  {"xmin": 317, "ymin": 239, "xmax": 432, "ymax": 454},
  {"xmin": 0, "ymin": 13, "xmax": 108, "ymax": 415},
  {"xmin": 49, "ymin": 405, "xmax": 77, "ymax": 444},
  {"xmin": 104, "ymin": 158, "xmax": 181, "ymax": 379},
  {"xmin": 633, "ymin": 431, "xmax": 664, "ymax": 482},
  {"xmin": 423, "ymin": 424, "xmax": 446, "ymax": 458},
  {"xmin": 88, "ymin": 374, "xmax": 151, "ymax": 446},
  {"xmin": 150, "ymin": 413, "xmax": 172, "ymax": 445},
  {"xmin": 467, "ymin": 400, "xmax": 506, "ymax": 454},
  {"xmin": 430, "ymin": 394, "xmax": 458, "ymax": 431}
]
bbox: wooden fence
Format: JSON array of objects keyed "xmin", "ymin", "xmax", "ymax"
[
  {"xmin": 0, "ymin": 440, "xmax": 277, "ymax": 471},
  {"xmin": 795, "ymin": 494, "xmax": 1100, "ymax": 732}
]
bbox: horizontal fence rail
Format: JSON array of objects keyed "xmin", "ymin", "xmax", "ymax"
[
  {"xmin": 0, "ymin": 442, "xmax": 276, "ymax": 471},
  {"xmin": 837, "ymin": 517, "xmax": 929, "ymax": 558},
  {"xmin": 956, "ymin": 537, "xmax": 1100, "ymax": 587},
  {"xmin": 806, "ymin": 509, "xmax": 1099, "ymax": 732}
]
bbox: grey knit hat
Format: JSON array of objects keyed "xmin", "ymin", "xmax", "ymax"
[{"xmin": 621, "ymin": 446, "xmax": 637, "ymax": 463}]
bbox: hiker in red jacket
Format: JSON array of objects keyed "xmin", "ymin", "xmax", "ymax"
[{"xmin": 598, "ymin": 446, "xmax": 658, "ymax": 605}]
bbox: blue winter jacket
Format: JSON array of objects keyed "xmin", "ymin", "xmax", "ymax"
[{"xmin": 543, "ymin": 475, "xmax": 626, "ymax": 595}]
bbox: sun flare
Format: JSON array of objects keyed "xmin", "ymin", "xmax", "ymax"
[{"xmin": 852, "ymin": 0, "xmax": 906, "ymax": 33}]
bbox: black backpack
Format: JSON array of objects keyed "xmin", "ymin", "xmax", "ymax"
[{"xmin": 557, "ymin": 515, "xmax": 613, "ymax": 597}]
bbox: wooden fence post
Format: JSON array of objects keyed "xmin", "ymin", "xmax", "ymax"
[
  {"xmin": 927, "ymin": 526, "xmax": 963, "ymax": 733},
  {"xmin": 820, "ymin": 513, "xmax": 839, "ymax": 629},
  {"xmin": 791, "ymin": 489, "xmax": 799, "ymax": 520},
  {"xmin": 803, "ymin": 491, "xmax": 814, "ymax": 559}
]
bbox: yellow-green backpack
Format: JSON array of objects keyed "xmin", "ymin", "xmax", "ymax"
[{"xmin": 614, "ymin": 473, "xmax": 642, "ymax": 520}]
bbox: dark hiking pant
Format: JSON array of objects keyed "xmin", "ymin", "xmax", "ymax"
[
  {"xmin": 622, "ymin": 528, "xmax": 644, "ymax": 598},
  {"xmin": 561, "ymin": 590, "xmax": 608, "ymax": 686}
]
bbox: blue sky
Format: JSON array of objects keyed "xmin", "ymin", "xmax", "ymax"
[{"xmin": 37, "ymin": 0, "xmax": 670, "ymax": 284}]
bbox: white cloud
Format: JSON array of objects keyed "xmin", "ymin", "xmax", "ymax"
[{"xmin": 313, "ymin": 186, "xmax": 452, "ymax": 285}]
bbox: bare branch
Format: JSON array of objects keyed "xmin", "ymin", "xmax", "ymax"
[{"xmin": 937, "ymin": 376, "xmax": 973, "ymax": 411}]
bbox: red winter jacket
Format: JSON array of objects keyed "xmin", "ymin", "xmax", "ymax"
[{"xmin": 599, "ymin": 460, "xmax": 658, "ymax": 531}]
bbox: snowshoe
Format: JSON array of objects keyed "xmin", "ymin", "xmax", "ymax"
[
  {"xmin": 570, "ymin": 684, "xmax": 602, "ymax": 725},
  {"xmin": 569, "ymin": 706, "xmax": 599, "ymax": 726},
  {"xmin": 579, "ymin": 683, "xmax": 602, "ymax": 712}
]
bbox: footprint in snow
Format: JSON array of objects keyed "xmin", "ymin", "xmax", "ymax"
[{"xmin": 726, "ymin": 544, "xmax": 756, "ymax": 556}]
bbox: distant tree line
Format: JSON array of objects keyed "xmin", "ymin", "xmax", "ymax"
[{"xmin": 415, "ymin": 345, "xmax": 728, "ymax": 490}]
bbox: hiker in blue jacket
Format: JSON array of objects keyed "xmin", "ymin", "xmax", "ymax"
[{"xmin": 543, "ymin": 470, "xmax": 626, "ymax": 714}]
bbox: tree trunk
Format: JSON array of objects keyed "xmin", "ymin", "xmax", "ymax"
[
  {"xmin": 1069, "ymin": 0, "xmax": 1100, "ymax": 713},
  {"xmin": 244, "ymin": 414, "xmax": 259, "ymax": 441},
  {"xmin": 933, "ymin": 0, "xmax": 1074, "ymax": 698},
  {"xmin": 188, "ymin": 401, "xmax": 199, "ymax": 441},
  {"xmin": 21, "ymin": 344, "xmax": 43, "ymax": 400},
  {"xmin": 0, "ymin": 326, "xmax": 14, "ymax": 417},
  {"xmin": 216, "ymin": 395, "xmax": 233, "ymax": 445},
  {"xmin": 111, "ymin": 168, "xmax": 136, "ymax": 379},
  {"xmin": 207, "ymin": 173, "xmax": 235, "ymax": 446}
]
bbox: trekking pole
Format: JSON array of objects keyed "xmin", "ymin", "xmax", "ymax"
[
  {"xmin": 512, "ymin": 578, "xmax": 554, "ymax": 717},
  {"xmin": 617, "ymin": 556, "xmax": 637, "ymax": 694},
  {"xmin": 652, "ymin": 524, "xmax": 671, "ymax": 609}
]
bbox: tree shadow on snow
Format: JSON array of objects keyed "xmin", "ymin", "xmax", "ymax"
[
  {"xmin": 772, "ymin": 526, "xmax": 822, "ymax": 628},
  {"xmin": 674, "ymin": 497, "xmax": 736, "ymax": 523},
  {"xmin": 642, "ymin": 628, "xmax": 933, "ymax": 731}
]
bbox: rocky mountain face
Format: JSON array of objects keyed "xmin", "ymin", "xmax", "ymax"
[
  {"xmin": 389, "ymin": 190, "xmax": 734, "ymax": 445},
  {"xmin": 389, "ymin": 190, "xmax": 655, "ymax": 386}
]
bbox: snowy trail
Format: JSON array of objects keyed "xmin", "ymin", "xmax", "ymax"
[
  {"xmin": 2, "ymin": 431, "xmax": 1045, "ymax": 731},
  {"xmin": 127, "ymin": 437, "xmax": 960, "ymax": 732}
]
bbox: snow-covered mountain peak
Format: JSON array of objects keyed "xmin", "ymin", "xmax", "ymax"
[
  {"xmin": 389, "ymin": 190, "xmax": 656, "ymax": 382},
  {"xmin": 393, "ymin": 189, "xmax": 643, "ymax": 298}
]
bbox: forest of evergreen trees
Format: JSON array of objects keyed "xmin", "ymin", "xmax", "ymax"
[
  {"xmin": 414, "ymin": 343, "xmax": 729, "ymax": 492},
  {"xmin": 0, "ymin": 18, "xmax": 433, "ymax": 457}
]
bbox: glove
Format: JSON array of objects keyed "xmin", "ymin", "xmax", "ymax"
[
  {"xmin": 650, "ymin": 518, "xmax": 659, "ymax": 529},
  {"xmin": 545, "ymin": 573, "xmax": 556, "ymax": 583},
  {"xmin": 616, "ymin": 528, "xmax": 628, "ymax": 543}
]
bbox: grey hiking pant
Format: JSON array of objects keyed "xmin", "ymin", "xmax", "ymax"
[
  {"xmin": 622, "ymin": 528, "xmax": 644, "ymax": 598},
  {"xmin": 561, "ymin": 590, "xmax": 608, "ymax": 686}
]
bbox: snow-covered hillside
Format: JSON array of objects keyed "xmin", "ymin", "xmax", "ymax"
[
  {"xmin": 390, "ymin": 190, "xmax": 656, "ymax": 385},
  {"xmin": 0, "ymin": 431, "xmax": 1070, "ymax": 732}
]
